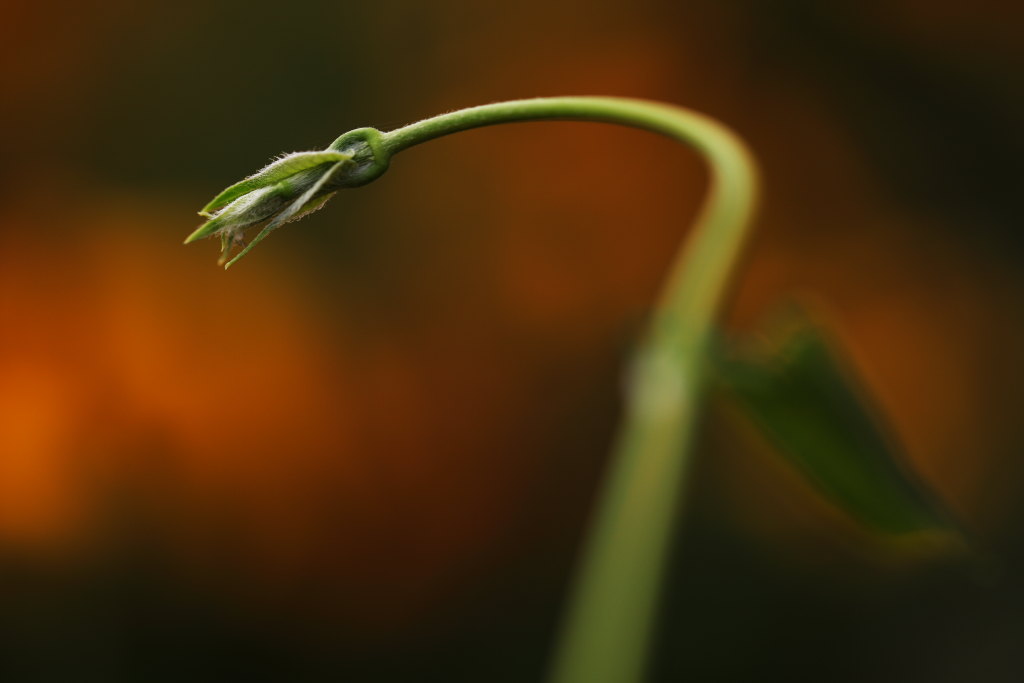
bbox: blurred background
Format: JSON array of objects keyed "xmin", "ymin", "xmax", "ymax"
[{"xmin": 2, "ymin": 0, "xmax": 1023, "ymax": 680}]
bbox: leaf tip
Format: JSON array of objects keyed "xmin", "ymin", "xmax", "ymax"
[{"xmin": 183, "ymin": 226, "xmax": 208, "ymax": 244}]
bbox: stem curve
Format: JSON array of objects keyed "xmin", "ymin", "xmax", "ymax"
[{"xmin": 383, "ymin": 97, "xmax": 759, "ymax": 683}]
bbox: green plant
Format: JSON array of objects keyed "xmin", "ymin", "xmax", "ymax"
[{"xmin": 186, "ymin": 97, "xmax": 958, "ymax": 683}]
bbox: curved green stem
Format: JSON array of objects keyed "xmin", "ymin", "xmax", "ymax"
[
  {"xmin": 193, "ymin": 96, "xmax": 756, "ymax": 681},
  {"xmin": 375, "ymin": 97, "xmax": 758, "ymax": 683}
]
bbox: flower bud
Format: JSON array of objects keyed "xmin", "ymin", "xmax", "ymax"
[{"xmin": 185, "ymin": 150, "xmax": 352, "ymax": 268}]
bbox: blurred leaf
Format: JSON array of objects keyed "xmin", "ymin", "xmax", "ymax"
[{"xmin": 713, "ymin": 306, "xmax": 955, "ymax": 535}]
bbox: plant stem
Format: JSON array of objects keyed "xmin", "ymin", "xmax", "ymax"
[{"xmin": 380, "ymin": 97, "xmax": 758, "ymax": 683}]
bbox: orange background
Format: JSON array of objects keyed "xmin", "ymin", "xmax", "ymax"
[{"xmin": 1, "ymin": 1, "xmax": 1023, "ymax": 680}]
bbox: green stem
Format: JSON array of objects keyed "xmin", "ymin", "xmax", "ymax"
[{"xmin": 379, "ymin": 97, "xmax": 758, "ymax": 683}]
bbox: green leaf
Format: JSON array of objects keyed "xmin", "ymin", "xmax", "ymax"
[
  {"xmin": 713, "ymin": 306, "xmax": 955, "ymax": 535},
  {"xmin": 198, "ymin": 150, "xmax": 351, "ymax": 216}
]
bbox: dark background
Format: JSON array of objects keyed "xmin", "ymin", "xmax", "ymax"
[{"xmin": 1, "ymin": 0, "xmax": 1023, "ymax": 680}]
